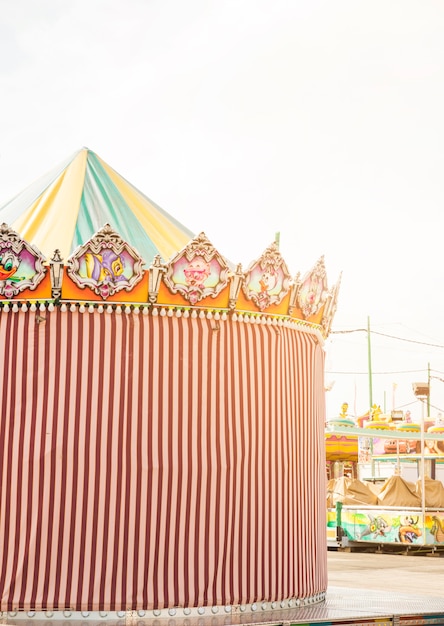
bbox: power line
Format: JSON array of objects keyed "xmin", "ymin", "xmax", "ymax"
[
  {"xmin": 327, "ymin": 369, "xmax": 426, "ymax": 375},
  {"xmin": 327, "ymin": 368, "xmax": 444, "ymax": 376},
  {"xmin": 331, "ymin": 328, "xmax": 444, "ymax": 349}
]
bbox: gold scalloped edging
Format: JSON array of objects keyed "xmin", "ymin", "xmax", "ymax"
[{"xmin": 0, "ymin": 300, "xmax": 326, "ymax": 339}]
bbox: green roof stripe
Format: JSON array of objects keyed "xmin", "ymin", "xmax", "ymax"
[{"xmin": 74, "ymin": 152, "xmax": 160, "ymax": 261}]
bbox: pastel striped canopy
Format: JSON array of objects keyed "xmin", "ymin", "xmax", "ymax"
[{"xmin": 0, "ymin": 148, "xmax": 194, "ymax": 263}]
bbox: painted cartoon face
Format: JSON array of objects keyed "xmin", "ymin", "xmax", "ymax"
[
  {"xmin": 183, "ymin": 257, "xmax": 210, "ymax": 287},
  {"xmin": 0, "ymin": 251, "xmax": 20, "ymax": 280},
  {"xmin": 259, "ymin": 268, "xmax": 278, "ymax": 292},
  {"xmin": 401, "ymin": 515, "xmax": 418, "ymax": 527},
  {"xmin": 85, "ymin": 250, "xmax": 125, "ymax": 284}
]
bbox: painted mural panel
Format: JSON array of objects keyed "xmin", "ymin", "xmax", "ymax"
[{"xmin": 331, "ymin": 508, "xmax": 444, "ymax": 546}]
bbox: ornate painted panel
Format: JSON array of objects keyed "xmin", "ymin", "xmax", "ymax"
[
  {"xmin": 242, "ymin": 241, "xmax": 291, "ymax": 311},
  {"xmin": 0, "ymin": 220, "xmax": 341, "ymax": 338},
  {"xmin": 298, "ymin": 256, "xmax": 328, "ymax": 318},
  {"xmin": 66, "ymin": 224, "xmax": 145, "ymax": 299},
  {"xmin": 163, "ymin": 232, "xmax": 230, "ymax": 305},
  {"xmin": 0, "ymin": 223, "xmax": 46, "ymax": 298},
  {"xmin": 321, "ymin": 273, "xmax": 342, "ymax": 334}
]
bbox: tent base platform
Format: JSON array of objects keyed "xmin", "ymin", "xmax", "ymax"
[{"xmin": 2, "ymin": 588, "xmax": 444, "ymax": 626}]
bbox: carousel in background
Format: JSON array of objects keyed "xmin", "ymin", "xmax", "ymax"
[
  {"xmin": 0, "ymin": 148, "xmax": 341, "ymax": 620},
  {"xmin": 325, "ymin": 402, "xmax": 358, "ymax": 480}
]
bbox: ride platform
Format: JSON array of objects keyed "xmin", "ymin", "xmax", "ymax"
[{"xmin": 2, "ymin": 588, "xmax": 444, "ymax": 626}]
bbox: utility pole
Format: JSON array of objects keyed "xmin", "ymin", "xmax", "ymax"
[
  {"xmin": 428, "ymin": 362, "xmax": 431, "ymax": 417},
  {"xmin": 367, "ymin": 316, "xmax": 373, "ymax": 411}
]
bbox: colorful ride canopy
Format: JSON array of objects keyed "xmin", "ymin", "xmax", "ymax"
[{"xmin": 0, "ymin": 148, "xmax": 194, "ymax": 263}]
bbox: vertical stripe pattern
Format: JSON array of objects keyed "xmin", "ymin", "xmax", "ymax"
[{"xmin": 0, "ymin": 309, "xmax": 327, "ymax": 611}]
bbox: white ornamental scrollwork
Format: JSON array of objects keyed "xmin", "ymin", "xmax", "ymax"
[
  {"xmin": 321, "ymin": 272, "xmax": 342, "ymax": 335},
  {"xmin": 297, "ymin": 256, "xmax": 329, "ymax": 318}
]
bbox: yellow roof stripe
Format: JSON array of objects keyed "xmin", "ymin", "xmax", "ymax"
[{"xmin": 12, "ymin": 150, "xmax": 88, "ymax": 259}]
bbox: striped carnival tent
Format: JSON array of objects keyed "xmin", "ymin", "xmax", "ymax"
[
  {"xmin": 0, "ymin": 149, "xmax": 339, "ymax": 620},
  {"xmin": 0, "ymin": 147, "xmax": 194, "ymax": 263}
]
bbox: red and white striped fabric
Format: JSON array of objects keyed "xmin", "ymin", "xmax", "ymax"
[{"xmin": 0, "ymin": 309, "xmax": 327, "ymax": 612}]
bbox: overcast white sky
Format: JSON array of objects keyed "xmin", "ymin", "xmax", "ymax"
[{"xmin": 1, "ymin": 0, "xmax": 444, "ymax": 420}]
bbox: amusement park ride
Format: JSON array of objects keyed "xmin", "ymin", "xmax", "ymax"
[
  {"xmin": 1, "ymin": 148, "xmax": 443, "ymax": 625},
  {"xmin": 0, "ymin": 149, "xmax": 340, "ymax": 624},
  {"xmin": 326, "ymin": 401, "xmax": 444, "ymax": 552}
]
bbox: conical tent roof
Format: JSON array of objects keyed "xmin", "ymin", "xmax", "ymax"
[{"xmin": 0, "ymin": 148, "xmax": 195, "ymax": 262}]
